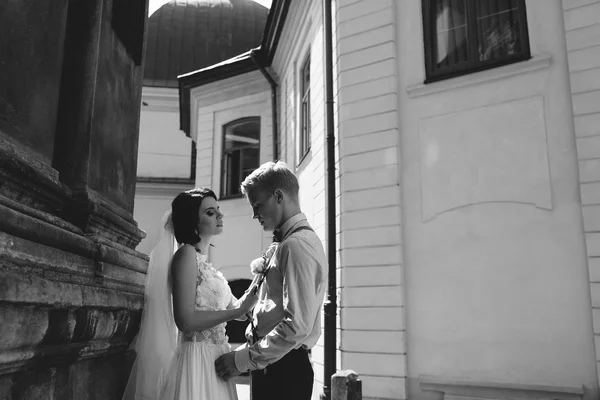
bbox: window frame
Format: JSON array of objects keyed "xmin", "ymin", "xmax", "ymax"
[
  {"xmin": 422, "ymin": 0, "xmax": 531, "ymax": 83},
  {"xmin": 220, "ymin": 117, "xmax": 261, "ymax": 200},
  {"xmin": 299, "ymin": 53, "xmax": 311, "ymax": 163}
]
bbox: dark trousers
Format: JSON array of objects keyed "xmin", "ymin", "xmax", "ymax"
[{"xmin": 250, "ymin": 348, "xmax": 314, "ymax": 400}]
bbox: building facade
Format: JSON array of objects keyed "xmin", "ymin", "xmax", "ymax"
[
  {"xmin": 134, "ymin": 0, "xmax": 268, "ymax": 256},
  {"xmin": 179, "ymin": 0, "xmax": 600, "ymax": 399}
]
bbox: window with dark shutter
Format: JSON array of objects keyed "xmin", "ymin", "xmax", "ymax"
[{"xmin": 422, "ymin": 0, "xmax": 531, "ymax": 83}]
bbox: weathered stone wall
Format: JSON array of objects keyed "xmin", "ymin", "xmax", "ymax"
[
  {"xmin": 0, "ymin": 0, "xmax": 149, "ymax": 398},
  {"xmin": 0, "ymin": 1, "xmax": 68, "ymax": 165}
]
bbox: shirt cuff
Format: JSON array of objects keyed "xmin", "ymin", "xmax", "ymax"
[{"xmin": 234, "ymin": 345, "xmax": 252, "ymax": 373}]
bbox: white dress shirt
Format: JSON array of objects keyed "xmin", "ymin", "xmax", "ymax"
[{"xmin": 234, "ymin": 213, "xmax": 327, "ymax": 372}]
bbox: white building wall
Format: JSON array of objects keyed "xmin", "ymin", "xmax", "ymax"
[
  {"xmin": 189, "ymin": 71, "xmax": 273, "ymax": 281},
  {"xmin": 271, "ymin": 0, "xmax": 328, "ymax": 397},
  {"xmin": 334, "ymin": 1, "xmax": 406, "ymax": 399},
  {"xmin": 134, "ymin": 181, "xmax": 193, "ymax": 255},
  {"xmin": 134, "ymin": 87, "xmax": 195, "ymax": 255},
  {"xmin": 137, "ymin": 87, "xmax": 193, "ymax": 178},
  {"xmin": 275, "ymin": 0, "xmax": 408, "ymax": 398},
  {"xmin": 562, "ymin": 0, "xmax": 600, "ymax": 385},
  {"xmin": 397, "ymin": 0, "xmax": 598, "ymax": 399}
]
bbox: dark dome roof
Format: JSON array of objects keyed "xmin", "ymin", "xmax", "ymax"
[{"xmin": 144, "ymin": 0, "xmax": 269, "ymax": 88}]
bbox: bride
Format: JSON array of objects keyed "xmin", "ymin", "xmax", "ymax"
[{"xmin": 122, "ymin": 188, "xmax": 257, "ymax": 400}]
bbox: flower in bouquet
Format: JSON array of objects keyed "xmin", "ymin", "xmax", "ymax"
[{"xmin": 250, "ymin": 242, "xmax": 279, "ymax": 275}]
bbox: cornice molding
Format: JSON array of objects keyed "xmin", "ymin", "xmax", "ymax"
[
  {"xmin": 135, "ymin": 179, "xmax": 194, "ymax": 197},
  {"xmin": 141, "ymin": 86, "xmax": 179, "ymax": 112},
  {"xmin": 407, "ymin": 54, "xmax": 552, "ymax": 98},
  {"xmin": 190, "ymin": 70, "xmax": 269, "ymax": 106}
]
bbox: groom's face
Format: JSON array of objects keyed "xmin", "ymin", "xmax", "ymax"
[{"xmin": 247, "ymin": 188, "xmax": 282, "ymax": 232}]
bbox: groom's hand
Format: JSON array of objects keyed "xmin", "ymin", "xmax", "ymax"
[{"xmin": 215, "ymin": 351, "xmax": 242, "ymax": 381}]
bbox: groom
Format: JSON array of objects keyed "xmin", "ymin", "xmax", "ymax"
[{"xmin": 215, "ymin": 161, "xmax": 327, "ymax": 400}]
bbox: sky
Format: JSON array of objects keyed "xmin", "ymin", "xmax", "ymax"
[{"xmin": 148, "ymin": 0, "xmax": 273, "ymax": 16}]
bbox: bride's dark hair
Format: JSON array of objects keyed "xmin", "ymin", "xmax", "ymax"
[{"xmin": 171, "ymin": 188, "xmax": 217, "ymax": 245}]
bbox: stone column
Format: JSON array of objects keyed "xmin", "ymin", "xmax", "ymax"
[{"xmin": 0, "ymin": 0, "xmax": 149, "ymax": 398}]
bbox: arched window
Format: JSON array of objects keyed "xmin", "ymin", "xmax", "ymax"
[{"xmin": 221, "ymin": 117, "xmax": 260, "ymax": 198}]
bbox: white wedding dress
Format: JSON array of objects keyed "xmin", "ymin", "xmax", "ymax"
[{"xmin": 159, "ymin": 252, "xmax": 239, "ymax": 400}]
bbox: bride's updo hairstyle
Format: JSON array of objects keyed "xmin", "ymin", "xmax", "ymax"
[{"xmin": 171, "ymin": 188, "xmax": 217, "ymax": 245}]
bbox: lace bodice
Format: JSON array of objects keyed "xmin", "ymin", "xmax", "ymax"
[{"xmin": 182, "ymin": 251, "xmax": 232, "ymax": 345}]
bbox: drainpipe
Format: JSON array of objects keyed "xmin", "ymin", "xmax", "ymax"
[
  {"xmin": 250, "ymin": 49, "xmax": 279, "ymax": 161},
  {"xmin": 321, "ymin": 0, "xmax": 336, "ymax": 399}
]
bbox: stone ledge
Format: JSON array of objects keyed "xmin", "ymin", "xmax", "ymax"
[
  {"xmin": 0, "ymin": 200, "xmax": 94, "ymax": 256},
  {"xmin": 92, "ymin": 234, "xmax": 150, "ymax": 262},
  {"xmin": 0, "ymin": 193, "xmax": 81, "ymax": 235},
  {"xmin": 0, "ymin": 133, "xmax": 70, "ymax": 216},
  {"xmin": 5, "ymin": 247, "xmax": 139, "ymax": 294},
  {"xmin": 0, "ymin": 201, "xmax": 148, "ymax": 275},
  {"xmin": 0, "ymin": 340, "xmax": 131, "ymax": 375},
  {"xmin": 0, "ymin": 132, "xmax": 147, "ymax": 251},
  {"xmin": 71, "ymin": 188, "xmax": 146, "ymax": 249},
  {"xmin": 419, "ymin": 375, "xmax": 585, "ymax": 400},
  {"xmin": 0, "ymin": 283, "xmax": 141, "ymax": 366},
  {"xmin": 0, "ymin": 230, "xmax": 94, "ymax": 276},
  {"xmin": 0, "ymin": 271, "xmax": 143, "ymax": 309}
]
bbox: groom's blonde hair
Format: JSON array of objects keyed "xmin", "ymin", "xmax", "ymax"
[{"xmin": 240, "ymin": 161, "xmax": 299, "ymax": 201}]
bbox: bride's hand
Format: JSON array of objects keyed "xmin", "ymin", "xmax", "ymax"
[{"xmin": 238, "ymin": 290, "xmax": 258, "ymax": 316}]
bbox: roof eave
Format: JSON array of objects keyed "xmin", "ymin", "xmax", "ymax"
[
  {"xmin": 178, "ymin": 56, "xmax": 259, "ymax": 136},
  {"xmin": 260, "ymin": 0, "xmax": 291, "ymax": 64},
  {"xmin": 177, "ymin": 0, "xmax": 291, "ymax": 136}
]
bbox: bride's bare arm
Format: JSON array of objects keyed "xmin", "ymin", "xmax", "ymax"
[{"xmin": 171, "ymin": 245, "xmax": 256, "ymax": 333}]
